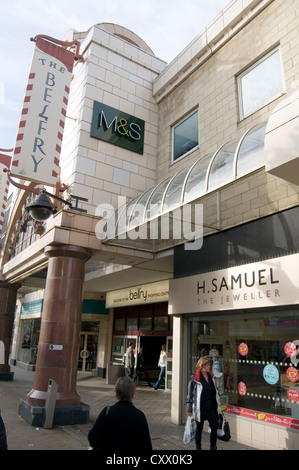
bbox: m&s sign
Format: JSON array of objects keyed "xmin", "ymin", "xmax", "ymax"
[{"xmin": 91, "ymin": 101, "xmax": 144, "ymax": 154}]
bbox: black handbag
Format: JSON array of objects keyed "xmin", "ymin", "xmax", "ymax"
[{"xmin": 217, "ymin": 413, "xmax": 231, "ymax": 442}]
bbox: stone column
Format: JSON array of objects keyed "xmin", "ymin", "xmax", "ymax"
[
  {"xmin": 22, "ymin": 245, "xmax": 91, "ymax": 425},
  {"xmin": 0, "ymin": 282, "xmax": 20, "ymax": 380}
]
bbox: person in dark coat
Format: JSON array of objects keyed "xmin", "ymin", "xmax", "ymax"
[
  {"xmin": 0, "ymin": 409, "xmax": 7, "ymax": 450},
  {"xmin": 88, "ymin": 376, "xmax": 152, "ymax": 451},
  {"xmin": 133, "ymin": 347, "xmax": 152, "ymax": 387}
]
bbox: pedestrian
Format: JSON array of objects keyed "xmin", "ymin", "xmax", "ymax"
[
  {"xmin": 153, "ymin": 344, "xmax": 166, "ymax": 390},
  {"xmin": 88, "ymin": 376, "xmax": 152, "ymax": 451},
  {"xmin": 186, "ymin": 356, "xmax": 222, "ymax": 450},
  {"xmin": 0, "ymin": 409, "xmax": 7, "ymax": 450},
  {"xmin": 133, "ymin": 347, "xmax": 152, "ymax": 387},
  {"xmin": 125, "ymin": 341, "xmax": 135, "ymax": 378}
]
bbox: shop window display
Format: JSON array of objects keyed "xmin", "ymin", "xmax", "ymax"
[
  {"xmin": 188, "ymin": 310, "xmax": 299, "ymax": 422},
  {"xmin": 18, "ymin": 319, "xmax": 40, "ymax": 365}
]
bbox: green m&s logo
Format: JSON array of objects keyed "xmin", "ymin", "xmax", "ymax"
[{"xmin": 91, "ymin": 101, "xmax": 144, "ymax": 154}]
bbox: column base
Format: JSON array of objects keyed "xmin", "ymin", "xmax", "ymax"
[
  {"xmin": 97, "ymin": 367, "xmax": 106, "ymax": 378},
  {"xmin": 18, "ymin": 399, "xmax": 90, "ymax": 427},
  {"xmin": 0, "ymin": 371, "xmax": 14, "ymax": 381}
]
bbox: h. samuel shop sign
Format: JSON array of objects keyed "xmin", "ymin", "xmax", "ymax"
[
  {"xmin": 91, "ymin": 101, "xmax": 145, "ymax": 154},
  {"xmin": 169, "ymin": 253, "xmax": 299, "ymax": 314}
]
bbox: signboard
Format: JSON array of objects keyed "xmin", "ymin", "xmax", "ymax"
[
  {"xmin": 169, "ymin": 253, "xmax": 299, "ymax": 314},
  {"xmin": 106, "ymin": 280, "xmax": 169, "ymax": 308},
  {"xmin": 223, "ymin": 403, "xmax": 299, "ymax": 430},
  {"xmin": 11, "ymin": 36, "xmax": 78, "ymax": 186},
  {"xmin": 91, "ymin": 101, "xmax": 145, "ymax": 154},
  {"xmin": 49, "ymin": 344, "xmax": 63, "ymax": 351},
  {"xmin": 0, "ymin": 152, "xmax": 11, "ymax": 231}
]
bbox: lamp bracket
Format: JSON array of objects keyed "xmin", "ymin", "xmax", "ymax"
[
  {"xmin": 3, "ymin": 169, "xmax": 87, "ymax": 214},
  {"xmin": 42, "ymin": 190, "xmax": 88, "ymax": 213}
]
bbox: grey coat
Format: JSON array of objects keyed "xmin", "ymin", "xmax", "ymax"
[{"xmin": 186, "ymin": 371, "xmax": 222, "ymax": 422}]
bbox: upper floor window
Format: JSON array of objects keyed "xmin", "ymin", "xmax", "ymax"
[
  {"xmin": 172, "ymin": 111, "xmax": 199, "ymax": 162},
  {"xmin": 238, "ymin": 48, "xmax": 284, "ymax": 119}
]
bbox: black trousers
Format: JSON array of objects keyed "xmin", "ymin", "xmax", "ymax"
[
  {"xmin": 125, "ymin": 366, "xmax": 134, "ymax": 378},
  {"xmin": 133, "ymin": 370, "xmax": 151, "ymax": 386},
  {"xmin": 195, "ymin": 409, "xmax": 218, "ymax": 448}
]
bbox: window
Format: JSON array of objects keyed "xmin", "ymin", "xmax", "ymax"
[
  {"xmin": 173, "ymin": 111, "xmax": 199, "ymax": 161},
  {"xmin": 238, "ymin": 49, "xmax": 284, "ymax": 119},
  {"xmin": 188, "ymin": 309, "xmax": 299, "ymax": 422}
]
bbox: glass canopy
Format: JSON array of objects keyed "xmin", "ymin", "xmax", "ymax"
[{"xmin": 105, "ymin": 120, "xmax": 267, "ymax": 239}]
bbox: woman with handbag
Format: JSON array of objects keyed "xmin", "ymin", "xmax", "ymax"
[{"xmin": 186, "ymin": 357, "xmax": 222, "ymax": 450}]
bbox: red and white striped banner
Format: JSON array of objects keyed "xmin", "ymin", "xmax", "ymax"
[
  {"xmin": 11, "ymin": 35, "xmax": 81, "ymax": 186},
  {"xmin": 0, "ymin": 151, "xmax": 11, "ymax": 232}
]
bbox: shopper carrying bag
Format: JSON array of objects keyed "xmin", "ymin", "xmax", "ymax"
[
  {"xmin": 186, "ymin": 357, "xmax": 222, "ymax": 450},
  {"xmin": 217, "ymin": 412, "xmax": 231, "ymax": 442},
  {"xmin": 183, "ymin": 415, "xmax": 196, "ymax": 444}
]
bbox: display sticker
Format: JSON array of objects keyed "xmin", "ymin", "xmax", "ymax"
[
  {"xmin": 286, "ymin": 367, "xmax": 299, "ymax": 383},
  {"xmin": 287, "ymin": 388, "xmax": 299, "ymax": 403},
  {"xmin": 238, "ymin": 342, "xmax": 248, "ymax": 356},
  {"xmin": 284, "ymin": 342, "xmax": 296, "ymax": 357},
  {"xmin": 238, "ymin": 381, "xmax": 247, "ymax": 396},
  {"xmin": 263, "ymin": 364, "xmax": 279, "ymax": 385}
]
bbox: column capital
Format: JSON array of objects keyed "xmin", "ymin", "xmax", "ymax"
[
  {"xmin": 0, "ymin": 281, "xmax": 21, "ymax": 291},
  {"xmin": 44, "ymin": 244, "xmax": 92, "ymax": 262}
]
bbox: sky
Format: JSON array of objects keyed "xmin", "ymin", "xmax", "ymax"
[{"xmin": 0, "ymin": 0, "xmax": 231, "ymax": 152}]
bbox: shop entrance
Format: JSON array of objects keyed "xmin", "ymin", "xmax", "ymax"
[
  {"xmin": 139, "ymin": 336, "xmax": 172, "ymax": 390},
  {"xmin": 139, "ymin": 336, "xmax": 165, "ymax": 367},
  {"xmin": 78, "ymin": 332, "xmax": 98, "ymax": 372}
]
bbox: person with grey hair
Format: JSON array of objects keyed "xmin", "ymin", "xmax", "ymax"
[{"xmin": 88, "ymin": 376, "xmax": 152, "ymax": 451}]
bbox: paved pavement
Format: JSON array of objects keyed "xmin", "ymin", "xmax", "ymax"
[{"xmin": 0, "ymin": 366, "xmax": 256, "ymax": 452}]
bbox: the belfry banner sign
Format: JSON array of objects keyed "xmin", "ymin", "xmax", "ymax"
[{"xmin": 11, "ymin": 35, "xmax": 81, "ymax": 186}]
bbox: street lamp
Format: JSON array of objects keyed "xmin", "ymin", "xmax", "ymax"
[
  {"xmin": 25, "ymin": 189, "xmax": 88, "ymax": 222},
  {"xmin": 25, "ymin": 191, "xmax": 55, "ymax": 221}
]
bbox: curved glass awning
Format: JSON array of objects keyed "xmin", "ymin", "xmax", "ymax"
[{"xmin": 104, "ymin": 120, "xmax": 267, "ymax": 246}]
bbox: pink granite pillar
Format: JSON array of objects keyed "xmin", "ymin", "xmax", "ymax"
[
  {"xmin": 27, "ymin": 245, "xmax": 91, "ymax": 408},
  {"xmin": 0, "ymin": 282, "xmax": 20, "ymax": 380}
]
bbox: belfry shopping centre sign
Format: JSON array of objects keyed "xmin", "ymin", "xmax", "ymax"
[
  {"xmin": 91, "ymin": 101, "xmax": 145, "ymax": 154},
  {"xmin": 106, "ymin": 280, "xmax": 169, "ymax": 308},
  {"xmin": 169, "ymin": 253, "xmax": 299, "ymax": 314},
  {"xmin": 11, "ymin": 35, "xmax": 80, "ymax": 186}
]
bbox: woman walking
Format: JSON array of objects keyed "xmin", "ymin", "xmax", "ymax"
[{"xmin": 153, "ymin": 345, "xmax": 166, "ymax": 390}]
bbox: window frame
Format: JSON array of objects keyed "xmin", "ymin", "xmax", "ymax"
[
  {"xmin": 237, "ymin": 47, "xmax": 285, "ymax": 120},
  {"xmin": 172, "ymin": 110, "xmax": 199, "ymax": 163}
]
